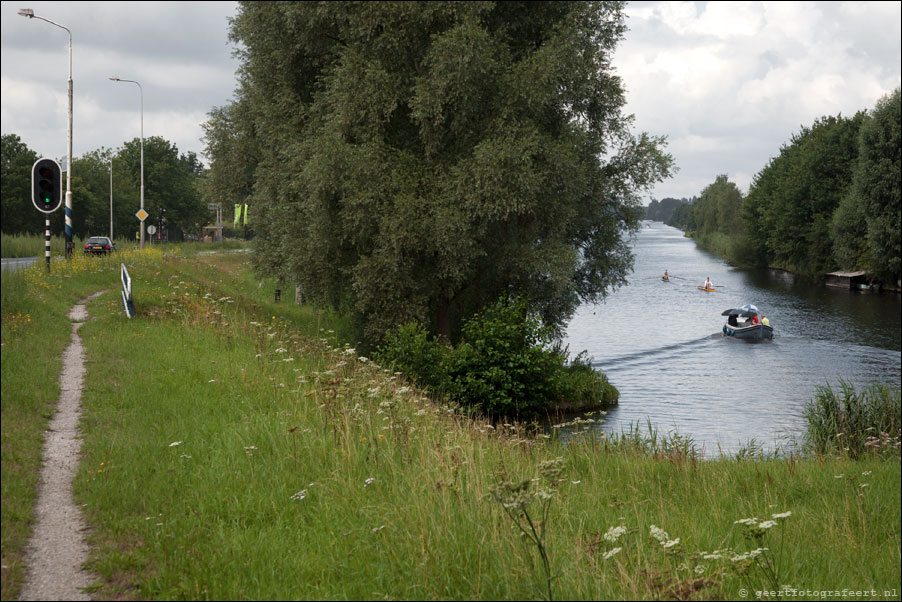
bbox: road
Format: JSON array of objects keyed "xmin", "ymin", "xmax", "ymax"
[{"xmin": 1, "ymin": 257, "xmax": 39, "ymax": 271}]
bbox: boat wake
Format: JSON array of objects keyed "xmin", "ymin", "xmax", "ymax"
[{"xmin": 590, "ymin": 335, "xmax": 718, "ymax": 370}]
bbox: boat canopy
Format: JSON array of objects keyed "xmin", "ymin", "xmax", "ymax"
[{"xmin": 721, "ymin": 307, "xmax": 760, "ymax": 317}]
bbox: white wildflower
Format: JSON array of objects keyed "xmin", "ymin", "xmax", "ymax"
[
  {"xmin": 603, "ymin": 526, "xmax": 628, "ymax": 543},
  {"xmin": 602, "ymin": 547, "xmax": 622, "ymax": 560},
  {"xmin": 649, "ymin": 525, "xmax": 670, "ymax": 543},
  {"xmin": 364, "ymin": 477, "xmax": 375, "ymax": 487},
  {"xmin": 169, "ymin": 441, "xmax": 183, "ymax": 447},
  {"xmin": 771, "ymin": 511, "xmax": 792, "ymax": 519},
  {"xmin": 290, "ymin": 490, "xmax": 307, "ymax": 501}
]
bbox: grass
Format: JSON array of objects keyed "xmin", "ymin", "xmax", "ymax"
[{"xmin": 2, "ymin": 244, "xmax": 900, "ymax": 600}]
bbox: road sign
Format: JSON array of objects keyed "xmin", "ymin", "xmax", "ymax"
[
  {"xmin": 146, "ymin": 224, "xmax": 157, "ymax": 235},
  {"xmin": 121, "ymin": 263, "xmax": 134, "ymax": 318},
  {"xmin": 136, "ymin": 209, "xmax": 149, "ymax": 221}
]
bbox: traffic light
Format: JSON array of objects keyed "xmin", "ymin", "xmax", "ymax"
[{"xmin": 31, "ymin": 158, "xmax": 62, "ymax": 213}]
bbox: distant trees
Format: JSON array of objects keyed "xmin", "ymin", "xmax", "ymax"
[
  {"xmin": 0, "ymin": 133, "xmax": 207, "ymax": 241},
  {"xmin": 222, "ymin": 1, "xmax": 674, "ymax": 343},
  {"xmin": 1, "ymin": 134, "xmax": 38, "ymax": 234},
  {"xmin": 645, "ymin": 197, "xmax": 693, "ymax": 224},
  {"xmin": 670, "ymin": 89, "xmax": 900, "ymax": 285}
]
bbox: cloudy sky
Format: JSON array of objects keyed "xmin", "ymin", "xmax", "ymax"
[{"xmin": 2, "ymin": 1, "xmax": 900, "ymax": 202}]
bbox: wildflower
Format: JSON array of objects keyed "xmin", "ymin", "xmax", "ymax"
[
  {"xmin": 861, "ymin": 471, "xmax": 872, "ymax": 476},
  {"xmin": 603, "ymin": 526, "xmax": 628, "ymax": 543},
  {"xmin": 364, "ymin": 477, "xmax": 375, "ymax": 487},
  {"xmin": 757, "ymin": 520, "xmax": 777, "ymax": 530},
  {"xmin": 602, "ymin": 547, "xmax": 622, "ymax": 560},
  {"xmin": 169, "ymin": 441, "xmax": 183, "ymax": 447},
  {"xmin": 371, "ymin": 525, "xmax": 385, "ymax": 533},
  {"xmin": 771, "ymin": 511, "xmax": 792, "ymax": 519},
  {"xmin": 290, "ymin": 490, "xmax": 307, "ymax": 501},
  {"xmin": 733, "ymin": 518, "xmax": 758, "ymax": 526},
  {"xmin": 649, "ymin": 525, "xmax": 670, "ymax": 543}
]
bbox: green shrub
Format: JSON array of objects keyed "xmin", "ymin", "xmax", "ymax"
[
  {"xmin": 555, "ymin": 351, "xmax": 619, "ymax": 409},
  {"xmin": 377, "ymin": 297, "xmax": 617, "ymax": 419},
  {"xmin": 446, "ymin": 297, "xmax": 562, "ymax": 418},
  {"xmin": 376, "ymin": 321, "xmax": 447, "ymax": 391}
]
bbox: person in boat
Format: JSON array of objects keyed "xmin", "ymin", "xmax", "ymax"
[
  {"xmin": 762, "ymin": 315, "xmax": 770, "ymax": 326},
  {"xmin": 703, "ymin": 277, "xmax": 713, "ymax": 289},
  {"xmin": 662, "ymin": 269, "xmax": 669, "ymax": 281},
  {"xmin": 751, "ymin": 313, "xmax": 760, "ymax": 325}
]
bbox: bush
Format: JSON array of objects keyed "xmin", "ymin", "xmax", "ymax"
[
  {"xmin": 377, "ymin": 297, "xmax": 617, "ymax": 419},
  {"xmin": 376, "ymin": 321, "xmax": 447, "ymax": 391}
]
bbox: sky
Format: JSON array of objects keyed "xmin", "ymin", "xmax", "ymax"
[{"xmin": 2, "ymin": 1, "xmax": 900, "ymax": 203}]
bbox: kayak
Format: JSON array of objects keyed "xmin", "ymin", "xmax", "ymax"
[{"xmin": 697, "ymin": 286, "xmax": 716, "ymax": 292}]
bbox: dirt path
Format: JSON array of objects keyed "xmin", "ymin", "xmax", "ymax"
[{"xmin": 19, "ymin": 292, "xmax": 105, "ymax": 601}]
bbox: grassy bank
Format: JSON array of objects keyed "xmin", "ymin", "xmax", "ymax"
[{"xmin": 2, "ymin": 250, "xmax": 900, "ymax": 600}]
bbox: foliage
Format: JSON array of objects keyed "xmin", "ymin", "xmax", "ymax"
[
  {"xmin": 227, "ymin": 1, "xmax": 674, "ymax": 344},
  {"xmin": 644, "ymin": 196, "xmax": 694, "ymax": 224},
  {"xmin": 833, "ymin": 89, "xmax": 901, "ymax": 284},
  {"xmin": 803, "ymin": 380, "xmax": 901, "ymax": 458},
  {"xmin": 377, "ymin": 296, "xmax": 616, "ymax": 419},
  {"xmin": 1, "ymin": 134, "xmax": 39, "ymax": 234},
  {"xmin": 446, "ymin": 297, "xmax": 565, "ymax": 418},
  {"xmin": 741, "ymin": 113, "xmax": 865, "ymax": 275}
]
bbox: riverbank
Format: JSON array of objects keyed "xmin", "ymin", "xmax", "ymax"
[{"xmin": 2, "ymin": 250, "xmax": 899, "ymax": 600}]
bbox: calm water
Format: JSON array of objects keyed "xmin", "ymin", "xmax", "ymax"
[{"xmin": 563, "ymin": 222, "xmax": 902, "ymax": 454}]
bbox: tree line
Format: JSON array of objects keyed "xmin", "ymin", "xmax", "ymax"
[
  {"xmin": 650, "ymin": 88, "xmax": 900, "ymax": 286},
  {"xmin": 1, "ymin": 133, "xmax": 207, "ymax": 242},
  {"xmin": 203, "ymin": 1, "xmax": 674, "ymax": 346}
]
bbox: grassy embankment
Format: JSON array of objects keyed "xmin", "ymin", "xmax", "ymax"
[{"xmin": 2, "ymin": 247, "xmax": 900, "ymax": 600}]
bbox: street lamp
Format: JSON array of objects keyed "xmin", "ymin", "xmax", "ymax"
[
  {"xmin": 109, "ymin": 159, "xmax": 114, "ymax": 240},
  {"xmin": 109, "ymin": 75, "xmax": 144, "ymax": 250},
  {"xmin": 19, "ymin": 8, "xmax": 75, "ymax": 258}
]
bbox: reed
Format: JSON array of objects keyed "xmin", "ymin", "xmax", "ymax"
[{"xmin": 803, "ymin": 381, "xmax": 901, "ymax": 458}]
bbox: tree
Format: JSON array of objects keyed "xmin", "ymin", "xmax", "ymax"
[
  {"xmin": 117, "ymin": 136, "xmax": 206, "ymax": 237},
  {"xmin": 1, "ymin": 134, "xmax": 39, "ymax": 234},
  {"xmin": 229, "ymin": 1, "xmax": 673, "ymax": 343},
  {"xmin": 852, "ymin": 89, "xmax": 900, "ymax": 283},
  {"xmin": 743, "ymin": 113, "xmax": 864, "ymax": 276}
]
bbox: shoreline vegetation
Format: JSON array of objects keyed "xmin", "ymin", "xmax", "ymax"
[{"xmin": 2, "ymin": 245, "xmax": 899, "ymax": 600}]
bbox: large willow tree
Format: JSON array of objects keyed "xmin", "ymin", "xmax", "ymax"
[{"xmin": 226, "ymin": 1, "xmax": 673, "ymax": 342}]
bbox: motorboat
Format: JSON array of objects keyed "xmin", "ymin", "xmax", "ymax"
[{"xmin": 721, "ymin": 304, "xmax": 773, "ymax": 340}]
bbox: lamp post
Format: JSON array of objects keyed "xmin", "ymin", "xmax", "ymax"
[
  {"xmin": 18, "ymin": 8, "xmax": 74, "ymax": 258},
  {"xmin": 109, "ymin": 76, "xmax": 144, "ymax": 250},
  {"xmin": 109, "ymin": 159, "xmax": 114, "ymax": 240}
]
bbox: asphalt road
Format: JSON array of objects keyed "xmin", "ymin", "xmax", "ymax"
[{"xmin": 2, "ymin": 256, "xmax": 39, "ymax": 271}]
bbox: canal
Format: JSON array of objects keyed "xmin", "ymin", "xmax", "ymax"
[{"xmin": 563, "ymin": 221, "xmax": 901, "ymax": 454}]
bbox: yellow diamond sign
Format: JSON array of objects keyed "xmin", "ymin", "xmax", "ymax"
[{"xmin": 136, "ymin": 209, "xmax": 149, "ymax": 221}]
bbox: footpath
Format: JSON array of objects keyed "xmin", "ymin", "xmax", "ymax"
[{"xmin": 19, "ymin": 292, "xmax": 104, "ymax": 601}]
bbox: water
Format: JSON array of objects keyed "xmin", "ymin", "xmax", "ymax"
[{"xmin": 563, "ymin": 222, "xmax": 902, "ymax": 454}]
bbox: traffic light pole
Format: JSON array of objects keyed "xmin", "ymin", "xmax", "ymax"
[{"xmin": 45, "ymin": 217, "xmax": 51, "ymax": 273}]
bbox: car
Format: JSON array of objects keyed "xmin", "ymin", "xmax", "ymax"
[{"xmin": 83, "ymin": 236, "xmax": 115, "ymax": 256}]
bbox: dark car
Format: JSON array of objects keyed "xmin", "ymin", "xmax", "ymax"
[{"xmin": 83, "ymin": 236, "xmax": 115, "ymax": 256}]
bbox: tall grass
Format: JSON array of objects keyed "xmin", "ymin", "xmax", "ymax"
[
  {"xmin": 803, "ymin": 381, "xmax": 901, "ymax": 458},
  {"xmin": 3, "ymin": 250, "xmax": 900, "ymax": 600}
]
